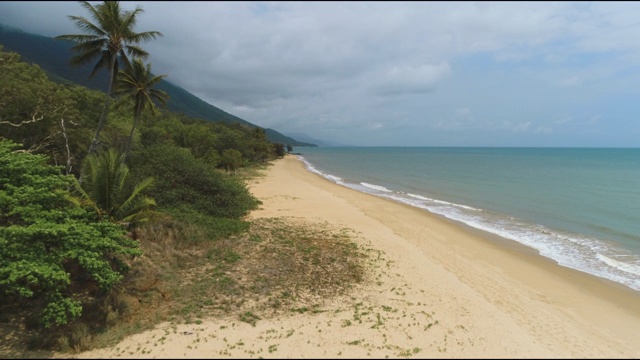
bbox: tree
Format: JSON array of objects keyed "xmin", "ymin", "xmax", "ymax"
[
  {"xmin": 0, "ymin": 46, "xmax": 100, "ymax": 175},
  {"xmin": 55, "ymin": 1, "xmax": 163, "ymax": 156},
  {"xmin": 273, "ymin": 143, "xmax": 286, "ymax": 158},
  {"xmin": 0, "ymin": 139, "xmax": 141, "ymax": 328},
  {"xmin": 221, "ymin": 148, "xmax": 243, "ymax": 174},
  {"xmin": 286, "ymin": 144, "xmax": 293, "ymax": 153},
  {"xmin": 72, "ymin": 147, "xmax": 156, "ymax": 227},
  {"xmin": 112, "ymin": 58, "xmax": 168, "ymax": 161}
]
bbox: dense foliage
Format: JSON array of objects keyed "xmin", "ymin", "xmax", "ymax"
[
  {"xmin": 0, "ymin": 139, "xmax": 141, "ymax": 328},
  {"xmin": 0, "ymin": 46, "xmax": 100, "ymax": 174},
  {"xmin": 130, "ymin": 143, "xmax": 260, "ymax": 219},
  {"xmin": 72, "ymin": 148, "xmax": 157, "ymax": 226},
  {"xmin": 0, "ymin": 46, "xmax": 283, "ymax": 175},
  {"xmin": 0, "ymin": 42, "xmax": 271, "ymax": 332}
]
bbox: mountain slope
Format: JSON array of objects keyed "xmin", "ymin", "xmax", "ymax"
[
  {"xmin": 284, "ymin": 132, "xmax": 351, "ymax": 147},
  {"xmin": 0, "ymin": 24, "xmax": 316, "ymax": 147}
]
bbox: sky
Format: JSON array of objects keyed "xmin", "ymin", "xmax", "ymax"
[{"xmin": 1, "ymin": 1, "xmax": 640, "ymax": 147}]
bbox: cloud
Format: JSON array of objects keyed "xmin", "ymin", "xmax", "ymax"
[
  {"xmin": 366, "ymin": 122, "xmax": 384, "ymax": 130},
  {"xmin": 511, "ymin": 121, "xmax": 531, "ymax": 133},
  {"xmin": 1, "ymin": 1, "xmax": 640, "ymax": 146},
  {"xmin": 432, "ymin": 108, "xmax": 477, "ymax": 131},
  {"xmin": 370, "ymin": 62, "xmax": 452, "ymax": 96},
  {"xmin": 555, "ymin": 113, "xmax": 574, "ymax": 125},
  {"xmin": 557, "ymin": 75, "xmax": 581, "ymax": 87}
]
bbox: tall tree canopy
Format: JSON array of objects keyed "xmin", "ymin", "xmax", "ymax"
[
  {"xmin": 55, "ymin": 1, "xmax": 162, "ymax": 155},
  {"xmin": 112, "ymin": 58, "xmax": 168, "ymax": 160}
]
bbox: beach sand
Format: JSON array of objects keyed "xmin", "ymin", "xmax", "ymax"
[{"xmin": 76, "ymin": 155, "xmax": 640, "ymax": 358}]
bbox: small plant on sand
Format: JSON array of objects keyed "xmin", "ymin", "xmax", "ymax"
[{"xmin": 239, "ymin": 311, "xmax": 261, "ymax": 326}]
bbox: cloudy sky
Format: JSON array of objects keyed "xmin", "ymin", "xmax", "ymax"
[{"xmin": 2, "ymin": 1, "xmax": 640, "ymax": 147}]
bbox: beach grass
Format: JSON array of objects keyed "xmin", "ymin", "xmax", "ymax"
[{"xmin": 0, "ymin": 206, "xmax": 373, "ymax": 356}]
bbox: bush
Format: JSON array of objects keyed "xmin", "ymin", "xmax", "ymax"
[
  {"xmin": 220, "ymin": 148, "xmax": 243, "ymax": 173},
  {"xmin": 0, "ymin": 139, "xmax": 141, "ymax": 328},
  {"xmin": 129, "ymin": 144, "xmax": 261, "ymax": 219},
  {"xmin": 273, "ymin": 143, "xmax": 286, "ymax": 158}
]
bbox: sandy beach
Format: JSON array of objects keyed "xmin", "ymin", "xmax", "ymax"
[{"xmin": 76, "ymin": 155, "xmax": 640, "ymax": 358}]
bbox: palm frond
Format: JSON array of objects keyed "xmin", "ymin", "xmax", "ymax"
[
  {"xmin": 69, "ymin": 47, "xmax": 104, "ymax": 67},
  {"xmin": 148, "ymin": 74, "xmax": 168, "ymax": 86},
  {"xmin": 77, "ymin": 147, "xmax": 156, "ymax": 226},
  {"xmin": 70, "ymin": 39, "xmax": 108, "ymax": 55},
  {"xmin": 123, "ymin": 44, "xmax": 149, "ymax": 60},
  {"xmin": 127, "ymin": 31, "xmax": 163, "ymax": 43},
  {"xmin": 116, "ymin": 177, "xmax": 155, "ymax": 217},
  {"xmin": 120, "ymin": 6, "xmax": 144, "ymax": 32},
  {"xmin": 55, "ymin": 33, "xmax": 102, "ymax": 44},
  {"xmin": 79, "ymin": 1, "xmax": 103, "ymax": 25},
  {"xmin": 116, "ymin": 49, "xmax": 132, "ymax": 71},
  {"xmin": 69, "ymin": 15, "xmax": 107, "ymax": 37},
  {"xmin": 88, "ymin": 51, "xmax": 111, "ymax": 78},
  {"xmin": 117, "ymin": 196, "xmax": 158, "ymax": 225},
  {"xmin": 115, "ymin": 59, "xmax": 168, "ymax": 110},
  {"xmin": 69, "ymin": 175, "xmax": 101, "ymax": 217}
]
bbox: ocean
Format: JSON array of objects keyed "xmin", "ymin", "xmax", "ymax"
[{"xmin": 293, "ymin": 147, "xmax": 640, "ymax": 292}]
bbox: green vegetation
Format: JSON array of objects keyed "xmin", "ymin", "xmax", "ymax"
[
  {"xmin": 112, "ymin": 58, "xmax": 168, "ymax": 160},
  {"xmin": 0, "ymin": 140, "xmax": 141, "ymax": 328},
  {"xmin": 221, "ymin": 148, "xmax": 244, "ymax": 174},
  {"xmin": 55, "ymin": 0, "xmax": 163, "ymax": 155},
  {"xmin": 273, "ymin": 143, "xmax": 286, "ymax": 158},
  {"xmin": 0, "ymin": 24, "xmax": 316, "ymax": 147},
  {"xmin": 71, "ymin": 148, "xmax": 156, "ymax": 226},
  {"xmin": 0, "ymin": 2, "xmax": 364, "ymax": 355},
  {"xmin": 130, "ymin": 143, "xmax": 260, "ymax": 218}
]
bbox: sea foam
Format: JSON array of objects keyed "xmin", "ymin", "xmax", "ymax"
[{"xmin": 296, "ymin": 152, "xmax": 640, "ymax": 292}]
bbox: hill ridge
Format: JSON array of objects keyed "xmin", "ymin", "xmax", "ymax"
[{"xmin": 0, "ymin": 23, "xmax": 316, "ymax": 147}]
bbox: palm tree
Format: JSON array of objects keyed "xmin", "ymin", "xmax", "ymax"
[
  {"xmin": 113, "ymin": 58, "xmax": 168, "ymax": 161},
  {"xmin": 71, "ymin": 147, "xmax": 156, "ymax": 227},
  {"xmin": 55, "ymin": 1, "xmax": 163, "ymax": 156}
]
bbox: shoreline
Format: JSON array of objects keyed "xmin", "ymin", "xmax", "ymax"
[
  {"xmin": 75, "ymin": 155, "xmax": 640, "ymax": 358},
  {"xmin": 297, "ymin": 152, "xmax": 640, "ymax": 301},
  {"xmin": 254, "ymin": 155, "xmax": 640, "ymax": 355},
  {"xmin": 384, "ymin": 188, "xmax": 640, "ymax": 304}
]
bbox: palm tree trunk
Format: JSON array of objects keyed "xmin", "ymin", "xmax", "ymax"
[
  {"xmin": 59, "ymin": 116, "xmax": 72, "ymax": 175},
  {"xmin": 87, "ymin": 54, "xmax": 117, "ymax": 156},
  {"xmin": 122, "ymin": 102, "xmax": 142, "ymax": 163}
]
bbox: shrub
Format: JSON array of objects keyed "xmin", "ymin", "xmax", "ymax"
[
  {"xmin": 273, "ymin": 143, "xmax": 286, "ymax": 158},
  {"xmin": 0, "ymin": 139, "xmax": 141, "ymax": 328},
  {"xmin": 221, "ymin": 148, "xmax": 243, "ymax": 173},
  {"xmin": 129, "ymin": 144, "xmax": 260, "ymax": 219}
]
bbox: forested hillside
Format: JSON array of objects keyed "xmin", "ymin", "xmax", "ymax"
[{"xmin": 0, "ymin": 24, "xmax": 316, "ymax": 147}]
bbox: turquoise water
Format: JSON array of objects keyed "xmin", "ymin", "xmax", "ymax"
[{"xmin": 294, "ymin": 147, "xmax": 640, "ymax": 292}]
